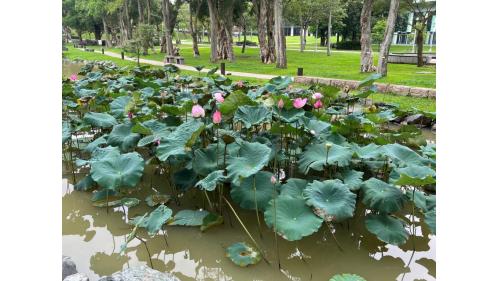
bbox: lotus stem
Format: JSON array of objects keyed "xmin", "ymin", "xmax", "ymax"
[
  {"xmin": 411, "ymin": 186, "xmax": 416, "ymax": 251},
  {"xmin": 222, "ymin": 196, "xmax": 270, "ymax": 265},
  {"xmin": 326, "ymin": 221, "xmax": 344, "ymax": 252},
  {"xmin": 204, "ymin": 190, "xmax": 214, "ymax": 211},
  {"xmin": 253, "ymin": 175, "xmax": 263, "ymax": 238},
  {"xmin": 162, "ymin": 226, "xmax": 169, "ymax": 247},
  {"xmin": 136, "ymin": 236, "xmax": 154, "ymax": 269},
  {"xmin": 272, "ymin": 183, "xmax": 281, "ymax": 270}
]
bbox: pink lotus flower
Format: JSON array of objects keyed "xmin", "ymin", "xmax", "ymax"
[
  {"xmin": 70, "ymin": 74, "xmax": 78, "ymax": 81},
  {"xmin": 236, "ymin": 80, "xmax": 244, "ymax": 87},
  {"xmin": 277, "ymin": 99, "xmax": 284, "ymax": 109},
  {"xmin": 155, "ymin": 139, "xmax": 161, "ymax": 146},
  {"xmin": 127, "ymin": 111, "xmax": 133, "ymax": 119},
  {"xmin": 293, "ymin": 98, "xmax": 307, "ymax": 109},
  {"xmin": 312, "ymin": 92, "xmax": 323, "ymax": 100},
  {"xmin": 212, "ymin": 110, "xmax": 222, "ymax": 124},
  {"xmin": 191, "ymin": 104, "xmax": 205, "ymax": 118},
  {"xmin": 214, "ymin": 92, "xmax": 225, "ymax": 103},
  {"xmin": 270, "ymin": 175, "xmax": 277, "ymax": 185},
  {"xmin": 313, "ymin": 99, "xmax": 323, "ymax": 109}
]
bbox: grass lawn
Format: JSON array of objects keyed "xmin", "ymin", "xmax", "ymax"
[
  {"xmin": 105, "ymin": 42, "xmax": 435, "ymax": 88},
  {"xmin": 63, "ymin": 46, "xmax": 435, "ymax": 112}
]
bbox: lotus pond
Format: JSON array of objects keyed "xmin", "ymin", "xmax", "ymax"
[{"xmin": 62, "ymin": 60, "xmax": 436, "ymax": 281}]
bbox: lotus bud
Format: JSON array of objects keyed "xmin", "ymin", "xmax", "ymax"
[
  {"xmin": 128, "ymin": 111, "xmax": 133, "ymax": 119},
  {"xmin": 270, "ymin": 175, "xmax": 277, "ymax": 185},
  {"xmin": 214, "ymin": 92, "xmax": 225, "ymax": 103},
  {"xmin": 278, "ymin": 98, "xmax": 284, "ymax": 109},
  {"xmin": 191, "ymin": 104, "xmax": 205, "ymax": 118},
  {"xmin": 325, "ymin": 142, "xmax": 333, "ymax": 151},
  {"xmin": 212, "ymin": 110, "xmax": 222, "ymax": 124},
  {"xmin": 312, "ymin": 92, "xmax": 323, "ymax": 100},
  {"xmin": 155, "ymin": 139, "xmax": 161, "ymax": 146},
  {"xmin": 313, "ymin": 99, "xmax": 323, "ymax": 109},
  {"xmin": 70, "ymin": 74, "xmax": 78, "ymax": 81}
]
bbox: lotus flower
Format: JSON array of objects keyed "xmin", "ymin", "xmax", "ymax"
[
  {"xmin": 214, "ymin": 92, "xmax": 225, "ymax": 103},
  {"xmin": 312, "ymin": 92, "xmax": 323, "ymax": 100},
  {"xmin": 70, "ymin": 74, "xmax": 78, "ymax": 81},
  {"xmin": 191, "ymin": 104, "xmax": 205, "ymax": 118},
  {"xmin": 313, "ymin": 99, "xmax": 323, "ymax": 109},
  {"xmin": 155, "ymin": 139, "xmax": 161, "ymax": 146},
  {"xmin": 213, "ymin": 110, "xmax": 222, "ymax": 124},
  {"xmin": 236, "ymin": 80, "xmax": 244, "ymax": 88},
  {"xmin": 293, "ymin": 98, "xmax": 307, "ymax": 109},
  {"xmin": 127, "ymin": 111, "xmax": 133, "ymax": 119},
  {"xmin": 270, "ymin": 175, "xmax": 277, "ymax": 185},
  {"xmin": 277, "ymin": 99, "xmax": 284, "ymax": 109}
]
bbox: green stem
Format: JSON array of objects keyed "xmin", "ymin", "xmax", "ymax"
[{"xmin": 253, "ymin": 175, "xmax": 263, "ymax": 238}]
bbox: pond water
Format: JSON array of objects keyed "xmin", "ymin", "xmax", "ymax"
[{"xmin": 62, "ymin": 61, "xmax": 435, "ymax": 280}]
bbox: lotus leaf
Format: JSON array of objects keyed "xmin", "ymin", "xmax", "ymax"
[
  {"xmin": 83, "ymin": 112, "xmax": 118, "ymax": 128},
  {"xmin": 269, "ymin": 76, "xmax": 293, "ymax": 89},
  {"xmin": 200, "ymin": 213, "xmax": 224, "ymax": 232},
  {"xmin": 75, "ymin": 175, "xmax": 95, "ymax": 191},
  {"xmin": 84, "ymin": 135, "xmax": 108, "ymax": 153},
  {"xmin": 226, "ymin": 141, "xmax": 271, "ymax": 183},
  {"xmin": 405, "ymin": 189, "xmax": 428, "ymax": 211},
  {"xmin": 120, "ymin": 198, "xmax": 140, "ymax": 208},
  {"xmin": 298, "ymin": 143, "xmax": 352, "ymax": 174},
  {"xmin": 365, "ymin": 213, "xmax": 409, "ymax": 245},
  {"xmin": 329, "ymin": 273, "xmax": 367, "ymax": 281},
  {"xmin": 339, "ymin": 169, "xmax": 364, "ymax": 191},
  {"xmin": 301, "ymin": 117, "xmax": 332, "ymax": 136},
  {"xmin": 304, "ymin": 180, "xmax": 356, "ymax": 221},
  {"xmin": 90, "ymin": 152, "xmax": 145, "ymax": 190},
  {"xmin": 120, "ymin": 214, "xmax": 146, "ymax": 254},
  {"xmin": 234, "ymin": 105, "xmax": 271, "ymax": 129},
  {"xmin": 192, "ymin": 143, "xmax": 239, "ymax": 176},
  {"xmin": 110, "ymin": 96, "xmax": 132, "ymax": 118},
  {"xmin": 143, "ymin": 205, "xmax": 173, "ymax": 236},
  {"xmin": 230, "ymin": 171, "xmax": 277, "ymax": 211},
  {"xmin": 279, "ymin": 108, "xmax": 305, "ymax": 123},
  {"xmin": 225, "ymin": 242, "xmax": 261, "ymax": 267},
  {"xmin": 351, "ymin": 143, "xmax": 382, "ymax": 159},
  {"xmin": 382, "ymin": 143, "xmax": 428, "ymax": 167},
  {"xmin": 145, "ymin": 194, "xmax": 171, "ymax": 207},
  {"xmin": 62, "ymin": 122, "xmax": 72, "ymax": 144},
  {"xmin": 156, "ymin": 119, "xmax": 204, "ymax": 161},
  {"xmin": 173, "ymin": 168, "xmax": 197, "ymax": 191},
  {"xmin": 361, "ymin": 178, "xmax": 406, "ymax": 213},
  {"xmin": 170, "ymin": 209, "xmax": 209, "ymax": 226},
  {"xmin": 395, "ymin": 165, "xmax": 436, "ymax": 186},
  {"xmin": 264, "ymin": 196, "xmax": 323, "ymax": 241},
  {"xmin": 107, "ymin": 123, "xmax": 141, "ymax": 152},
  {"xmin": 196, "ymin": 170, "xmax": 226, "ymax": 191},
  {"xmin": 425, "ymin": 209, "xmax": 436, "ymax": 234},
  {"xmin": 280, "ymin": 178, "xmax": 308, "ymax": 198},
  {"xmin": 219, "ymin": 90, "xmax": 257, "ymax": 115}
]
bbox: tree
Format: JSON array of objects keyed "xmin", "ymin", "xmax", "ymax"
[
  {"xmin": 274, "ymin": 0, "xmax": 286, "ymax": 68},
  {"xmin": 340, "ymin": 0, "xmax": 362, "ymax": 42},
  {"xmin": 252, "ymin": 0, "xmax": 275, "ymax": 63},
  {"xmin": 285, "ymin": 0, "xmax": 323, "ymax": 52},
  {"xmin": 187, "ymin": 0, "xmax": 205, "ymax": 57},
  {"xmin": 359, "ymin": 0, "xmax": 374, "ymax": 72},
  {"xmin": 371, "ymin": 19, "xmax": 386, "ymax": 44},
  {"xmin": 207, "ymin": 0, "xmax": 219, "ymax": 62},
  {"xmin": 377, "ymin": 0, "xmax": 399, "ymax": 76},
  {"xmin": 404, "ymin": 0, "xmax": 434, "ymax": 67}
]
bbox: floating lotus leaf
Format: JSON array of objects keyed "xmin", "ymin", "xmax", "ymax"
[
  {"xmin": 219, "ymin": 90, "xmax": 257, "ymax": 115},
  {"xmin": 226, "ymin": 242, "xmax": 262, "ymax": 267},
  {"xmin": 84, "ymin": 135, "xmax": 108, "ymax": 153},
  {"xmin": 170, "ymin": 209, "xmax": 209, "ymax": 226},
  {"xmin": 200, "ymin": 213, "xmax": 224, "ymax": 232},
  {"xmin": 120, "ymin": 197, "xmax": 140, "ymax": 208},
  {"xmin": 90, "ymin": 152, "xmax": 145, "ymax": 191},
  {"xmin": 264, "ymin": 196, "xmax": 323, "ymax": 241},
  {"xmin": 279, "ymin": 108, "xmax": 305, "ymax": 123},
  {"xmin": 304, "ymin": 180, "xmax": 356, "ymax": 222},
  {"xmin": 365, "ymin": 213, "xmax": 409, "ymax": 245},
  {"xmin": 298, "ymin": 143, "xmax": 353, "ymax": 174},
  {"xmin": 110, "ymin": 96, "xmax": 132, "ymax": 118},
  {"xmin": 62, "ymin": 122, "xmax": 72, "ymax": 144},
  {"xmin": 234, "ymin": 105, "xmax": 271, "ymax": 129},
  {"xmin": 339, "ymin": 169, "xmax": 364, "ymax": 191},
  {"xmin": 395, "ymin": 165, "xmax": 436, "ymax": 186},
  {"xmin": 107, "ymin": 123, "xmax": 141, "ymax": 152},
  {"xmin": 361, "ymin": 178, "xmax": 406, "ymax": 213},
  {"xmin": 145, "ymin": 194, "xmax": 171, "ymax": 207},
  {"xmin": 156, "ymin": 119, "xmax": 204, "ymax": 161},
  {"xmin": 83, "ymin": 112, "xmax": 118, "ymax": 128},
  {"xmin": 173, "ymin": 168, "xmax": 197, "ymax": 192},
  {"xmin": 329, "ymin": 273, "xmax": 367, "ymax": 281},
  {"xmin": 381, "ymin": 143, "xmax": 428, "ymax": 167},
  {"xmin": 425, "ymin": 209, "xmax": 436, "ymax": 234},
  {"xmin": 75, "ymin": 175, "xmax": 95, "ymax": 191},
  {"xmin": 144, "ymin": 205, "xmax": 173, "ymax": 236},
  {"xmin": 226, "ymin": 141, "xmax": 271, "ymax": 183},
  {"xmin": 230, "ymin": 171, "xmax": 277, "ymax": 211},
  {"xmin": 196, "ymin": 170, "xmax": 226, "ymax": 191},
  {"xmin": 280, "ymin": 178, "xmax": 308, "ymax": 198}
]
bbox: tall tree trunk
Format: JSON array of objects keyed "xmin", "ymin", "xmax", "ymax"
[
  {"xmin": 123, "ymin": 0, "xmax": 131, "ymax": 39},
  {"xmin": 377, "ymin": 0, "xmax": 399, "ymax": 76},
  {"xmin": 266, "ymin": 0, "xmax": 276, "ymax": 63},
  {"xmin": 299, "ymin": 25, "xmax": 305, "ymax": 52},
  {"xmin": 274, "ymin": 0, "xmax": 286, "ymax": 68},
  {"xmin": 94, "ymin": 23, "xmax": 102, "ymax": 40},
  {"xmin": 161, "ymin": 0, "xmax": 174, "ymax": 55},
  {"xmin": 189, "ymin": 2, "xmax": 200, "ymax": 57},
  {"xmin": 327, "ymin": 10, "xmax": 332, "ymax": 56},
  {"xmin": 416, "ymin": 27, "xmax": 424, "ymax": 67},
  {"xmin": 360, "ymin": 0, "xmax": 374, "ymax": 72},
  {"xmin": 146, "ymin": 0, "xmax": 151, "ymax": 24},
  {"xmin": 242, "ymin": 19, "xmax": 247, "ymax": 53},
  {"xmin": 254, "ymin": 0, "xmax": 270, "ymax": 63},
  {"xmin": 102, "ymin": 17, "xmax": 112, "ymax": 47},
  {"xmin": 207, "ymin": 0, "xmax": 218, "ymax": 62},
  {"xmin": 138, "ymin": 0, "xmax": 144, "ymax": 24}
]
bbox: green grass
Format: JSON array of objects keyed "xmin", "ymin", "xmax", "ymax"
[
  {"xmin": 106, "ymin": 42, "xmax": 435, "ymax": 88},
  {"xmin": 63, "ymin": 46, "xmax": 435, "ymax": 112}
]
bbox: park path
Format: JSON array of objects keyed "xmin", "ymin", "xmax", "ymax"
[{"xmin": 102, "ymin": 50, "xmax": 276, "ymax": 80}]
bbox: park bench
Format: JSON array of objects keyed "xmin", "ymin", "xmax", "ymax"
[
  {"xmin": 175, "ymin": 56, "xmax": 185, "ymax": 64},
  {"xmin": 164, "ymin": 55, "xmax": 185, "ymax": 65}
]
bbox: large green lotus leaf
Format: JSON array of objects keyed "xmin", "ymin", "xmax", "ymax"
[
  {"xmin": 90, "ymin": 152, "xmax": 145, "ymax": 190},
  {"xmin": 351, "ymin": 143, "xmax": 382, "ymax": 159},
  {"xmin": 264, "ymin": 196, "xmax": 323, "ymax": 241},
  {"xmin": 426, "ymin": 194, "xmax": 436, "ymax": 211},
  {"xmin": 300, "ymin": 117, "xmax": 331, "ymax": 136},
  {"xmin": 225, "ymin": 242, "xmax": 262, "ymax": 267},
  {"xmin": 144, "ymin": 205, "xmax": 173, "ymax": 236},
  {"xmin": 110, "ymin": 96, "xmax": 132, "ymax": 118},
  {"xmin": 280, "ymin": 178, "xmax": 308, "ymax": 199},
  {"xmin": 339, "ymin": 169, "xmax": 364, "ymax": 191},
  {"xmin": 219, "ymin": 90, "xmax": 257, "ymax": 115},
  {"xmin": 278, "ymin": 108, "xmax": 305, "ymax": 123},
  {"xmin": 234, "ymin": 105, "xmax": 271, "ymax": 129},
  {"xmin": 230, "ymin": 171, "xmax": 277, "ymax": 211},
  {"xmin": 137, "ymin": 129, "xmax": 170, "ymax": 147},
  {"xmin": 226, "ymin": 141, "xmax": 271, "ymax": 183},
  {"xmin": 196, "ymin": 170, "xmax": 226, "ymax": 191},
  {"xmin": 83, "ymin": 135, "xmax": 108, "ymax": 153},
  {"xmin": 304, "ymin": 180, "xmax": 356, "ymax": 222},
  {"xmin": 200, "ymin": 212, "xmax": 224, "ymax": 232},
  {"xmin": 361, "ymin": 178, "xmax": 406, "ymax": 213},
  {"xmin": 170, "ymin": 209, "xmax": 209, "ymax": 226},
  {"xmin": 62, "ymin": 122, "xmax": 72, "ymax": 144},
  {"xmin": 329, "ymin": 273, "xmax": 367, "ymax": 281},
  {"xmin": 192, "ymin": 143, "xmax": 239, "ymax": 176},
  {"xmin": 173, "ymin": 168, "xmax": 197, "ymax": 192},
  {"xmin": 75, "ymin": 175, "xmax": 96, "ymax": 191},
  {"xmin": 121, "ymin": 214, "xmax": 146, "ymax": 254},
  {"xmin": 83, "ymin": 112, "xmax": 118, "ymax": 128},
  {"xmin": 298, "ymin": 143, "xmax": 353, "ymax": 174},
  {"xmin": 365, "ymin": 213, "xmax": 409, "ymax": 245},
  {"xmin": 107, "ymin": 123, "xmax": 141, "ymax": 152},
  {"xmin": 405, "ymin": 189, "xmax": 427, "ymax": 211},
  {"xmin": 156, "ymin": 119, "xmax": 204, "ymax": 161},
  {"xmin": 395, "ymin": 165, "xmax": 436, "ymax": 186},
  {"xmin": 381, "ymin": 143, "xmax": 428, "ymax": 167},
  {"xmin": 145, "ymin": 194, "xmax": 171, "ymax": 207},
  {"xmin": 269, "ymin": 76, "xmax": 293, "ymax": 89},
  {"xmin": 425, "ymin": 209, "xmax": 436, "ymax": 234}
]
